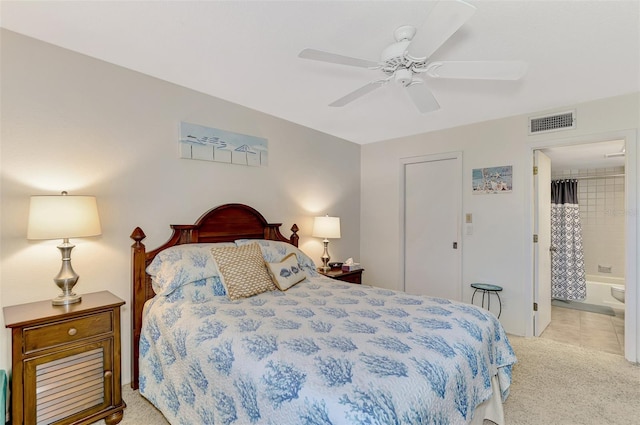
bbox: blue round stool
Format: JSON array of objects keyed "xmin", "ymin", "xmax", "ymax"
[{"xmin": 471, "ymin": 283, "xmax": 503, "ymax": 318}]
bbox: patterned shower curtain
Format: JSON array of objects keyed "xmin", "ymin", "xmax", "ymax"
[{"xmin": 551, "ymin": 179, "xmax": 586, "ymax": 300}]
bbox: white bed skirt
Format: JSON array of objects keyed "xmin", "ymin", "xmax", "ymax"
[{"xmin": 471, "ymin": 375, "xmax": 505, "ymax": 425}]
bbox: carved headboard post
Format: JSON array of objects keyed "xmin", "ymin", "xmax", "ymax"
[
  {"xmin": 130, "ymin": 227, "xmax": 147, "ymax": 389},
  {"xmin": 290, "ymin": 224, "xmax": 299, "ymax": 247}
]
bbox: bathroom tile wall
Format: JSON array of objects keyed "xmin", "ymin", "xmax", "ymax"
[{"xmin": 552, "ymin": 166, "xmax": 625, "ymax": 281}]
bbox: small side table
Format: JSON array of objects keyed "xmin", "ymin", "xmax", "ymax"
[
  {"xmin": 4, "ymin": 291, "xmax": 126, "ymax": 425},
  {"xmin": 317, "ymin": 268, "xmax": 364, "ymax": 284},
  {"xmin": 471, "ymin": 283, "xmax": 503, "ymax": 318}
]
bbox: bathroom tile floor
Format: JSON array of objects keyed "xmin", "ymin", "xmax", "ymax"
[{"xmin": 540, "ymin": 305, "xmax": 625, "ymax": 355}]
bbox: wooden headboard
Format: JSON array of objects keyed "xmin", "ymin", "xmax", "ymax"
[{"xmin": 129, "ymin": 203, "xmax": 299, "ymax": 389}]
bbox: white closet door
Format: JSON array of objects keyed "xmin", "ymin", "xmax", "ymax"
[{"xmin": 402, "ymin": 153, "xmax": 461, "ymax": 300}]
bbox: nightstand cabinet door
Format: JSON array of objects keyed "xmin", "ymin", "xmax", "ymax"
[{"xmin": 24, "ymin": 340, "xmax": 114, "ymax": 424}]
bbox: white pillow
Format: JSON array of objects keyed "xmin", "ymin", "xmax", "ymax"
[
  {"xmin": 146, "ymin": 243, "xmax": 234, "ymax": 296},
  {"xmin": 266, "ymin": 253, "xmax": 307, "ymax": 291},
  {"xmin": 235, "ymin": 239, "xmax": 319, "ymax": 276}
]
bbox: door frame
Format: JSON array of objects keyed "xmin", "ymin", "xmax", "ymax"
[
  {"xmin": 524, "ymin": 130, "xmax": 637, "ymax": 363},
  {"xmin": 399, "ymin": 151, "xmax": 463, "ymax": 296}
]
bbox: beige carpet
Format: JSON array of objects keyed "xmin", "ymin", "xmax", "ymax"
[
  {"xmin": 503, "ymin": 336, "xmax": 639, "ymax": 425},
  {"xmin": 110, "ymin": 336, "xmax": 639, "ymax": 424}
]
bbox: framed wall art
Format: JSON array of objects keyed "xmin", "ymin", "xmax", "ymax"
[
  {"xmin": 179, "ymin": 121, "xmax": 268, "ymax": 167},
  {"xmin": 472, "ymin": 165, "xmax": 512, "ymax": 194}
]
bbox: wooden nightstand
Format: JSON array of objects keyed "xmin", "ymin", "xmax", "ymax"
[
  {"xmin": 318, "ymin": 268, "xmax": 364, "ymax": 284},
  {"xmin": 3, "ymin": 291, "xmax": 126, "ymax": 425}
]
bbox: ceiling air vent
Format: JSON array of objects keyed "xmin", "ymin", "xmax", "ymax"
[{"xmin": 528, "ymin": 110, "xmax": 576, "ymax": 135}]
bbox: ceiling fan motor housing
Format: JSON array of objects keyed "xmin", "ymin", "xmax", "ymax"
[
  {"xmin": 381, "ymin": 39, "xmax": 411, "ymax": 63},
  {"xmin": 381, "ymin": 27, "xmax": 427, "ymax": 84}
]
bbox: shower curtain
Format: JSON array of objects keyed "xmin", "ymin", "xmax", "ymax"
[{"xmin": 551, "ymin": 179, "xmax": 586, "ymax": 300}]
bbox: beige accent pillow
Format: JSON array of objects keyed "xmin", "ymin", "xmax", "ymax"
[
  {"xmin": 266, "ymin": 253, "xmax": 307, "ymax": 291},
  {"xmin": 210, "ymin": 243, "xmax": 276, "ymax": 300}
]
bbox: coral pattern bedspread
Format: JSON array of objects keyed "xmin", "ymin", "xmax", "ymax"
[{"xmin": 139, "ymin": 276, "xmax": 516, "ymax": 425}]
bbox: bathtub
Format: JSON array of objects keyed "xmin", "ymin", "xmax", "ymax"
[{"xmin": 582, "ymin": 276, "xmax": 625, "ymax": 308}]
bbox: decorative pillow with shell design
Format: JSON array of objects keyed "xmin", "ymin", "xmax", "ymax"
[{"xmin": 266, "ymin": 253, "xmax": 307, "ymax": 291}]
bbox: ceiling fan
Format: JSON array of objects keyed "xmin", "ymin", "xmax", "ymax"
[{"xmin": 298, "ymin": 0, "xmax": 527, "ymax": 113}]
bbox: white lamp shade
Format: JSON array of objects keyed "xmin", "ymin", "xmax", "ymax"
[
  {"xmin": 27, "ymin": 195, "xmax": 102, "ymax": 240},
  {"xmin": 312, "ymin": 216, "xmax": 341, "ymax": 239}
]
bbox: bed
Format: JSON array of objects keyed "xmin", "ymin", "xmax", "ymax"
[{"xmin": 130, "ymin": 203, "xmax": 516, "ymax": 425}]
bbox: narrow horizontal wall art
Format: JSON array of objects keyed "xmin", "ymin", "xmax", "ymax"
[
  {"xmin": 472, "ymin": 165, "xmax": 513, "ymax": 194},
  {"xmin": 179, "ymin": 121, "xmax": 268, "ymax": 167}
]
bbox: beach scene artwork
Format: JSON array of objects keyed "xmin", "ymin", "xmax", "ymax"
[
  {"xmin": 179, "ymin": 121, "xmax": 268, "ymax": 167},
  {"xmin": 472, "ymin": 165, "xmax": 513, "ymax": 194}
]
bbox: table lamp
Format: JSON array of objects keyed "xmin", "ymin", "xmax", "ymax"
[
  {"xmin": 312, "ymin": 215, "xmax": 341, "ymax": 272},
  {"xmin": 27, "ymin": 191, "xmax": 102, "ymax": 305}
]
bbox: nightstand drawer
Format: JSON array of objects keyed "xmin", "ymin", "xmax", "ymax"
[
  {"xmin": 336, "ymin": 272, "xmax": 362, "ymax": 284},
  {"xmin": 318, "ymin": 268, "xmax": 364, "ymax": 284},
  {"xmin": 24, "ymin": 311, "xmax": 113, "ymax": 353}
]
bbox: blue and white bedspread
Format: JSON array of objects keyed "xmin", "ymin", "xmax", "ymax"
[{"xmin": 140, "ymin": 277, "xmax": 516, "ymax": 425}]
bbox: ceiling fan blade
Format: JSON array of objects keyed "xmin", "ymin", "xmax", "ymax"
[
  {"xmin": 426, "ymin": 60, "xmax": 528, "ymax": 80},
  {"xmin": 406, "ymin": 82, "xmax": 440, "ymax": 113},
  {"xmin": 406, "ymin": 0, "xmax": 477, "ymax": 61},
  {"xmin": 299, "ymin": 48, "xmax": 380, "ymax": 69},
  {"xmin": 329, "ymin": 81, "xmax": 386, "ymax": 107}
]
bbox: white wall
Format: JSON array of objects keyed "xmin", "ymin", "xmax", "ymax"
[
  {"xmin": 0, "ymin": 30, "xmax": 361, "ymax": 384},
  {"xmin": 361, "ymin": 93, "xmax": 639, "ymax": 341}
]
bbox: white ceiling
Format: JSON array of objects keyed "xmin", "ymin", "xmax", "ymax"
[
  {"xmin": 1, "ymin": 0, "xmax": 639, "ymax": 146},
  {"xmin": 543, "ymin": 139, "xmax": 626, "ymax": 172}
]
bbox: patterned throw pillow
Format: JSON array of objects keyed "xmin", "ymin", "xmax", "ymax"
[
  {"xmin": 266, "ymin": 253, "xmax": 307, "ymax": 291},
  {"xmin": 210, "ymin": 243, "xmax": 276, "ymax": 300}
]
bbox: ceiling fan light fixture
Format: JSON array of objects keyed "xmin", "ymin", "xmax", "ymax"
[{"xmin": 394, "ymin": 68, "xmax": 413, "ymax": 86}]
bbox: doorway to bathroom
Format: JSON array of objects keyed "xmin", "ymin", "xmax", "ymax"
[{"xmin": 540, "ymin": 139, "xmax": 626, "ymax": 354}]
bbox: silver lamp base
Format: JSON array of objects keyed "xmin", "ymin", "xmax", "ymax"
[
  {"xmin": 52, "ymin": 292, "xmax": 82, "ymax": 306},
  {"xmin": 319, "ymin": 238, "xmax": 331, "ymax": 272},
  {"xmin": 52, "ymin": 239, "xmax": 82, "ymax": 306}
]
